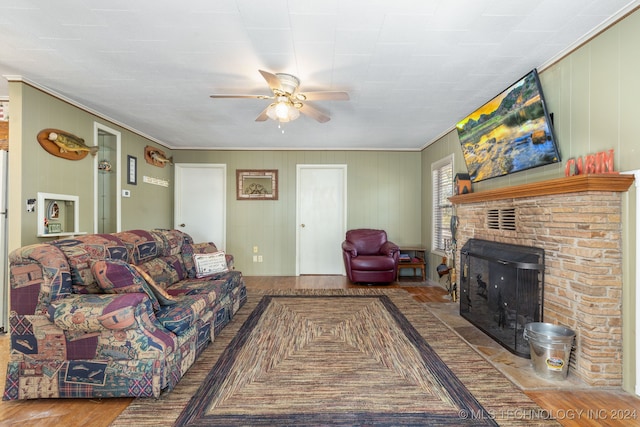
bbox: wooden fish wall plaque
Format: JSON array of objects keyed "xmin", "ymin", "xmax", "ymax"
[
  {"xmin": 37, "ymin": 128, "xmax": 98, "ymax": 160},
  {"xmin": 144, "ymin": 145, "xmax": 173, "ymax": 167}
]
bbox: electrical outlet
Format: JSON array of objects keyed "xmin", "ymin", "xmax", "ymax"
[
  {"xmin": 253, "ymin": 246, "xmax": 258, "ymax": 253},
  {"xmin": 258, "ymin": 255, "xmax": 263, "ymax": 262},
  {"xmin": 253, "ymin": 255, "xmax": 258, "ymax": 262}
]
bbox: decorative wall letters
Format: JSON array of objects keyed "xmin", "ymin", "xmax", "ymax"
[{"xmin": 565, "ymin": 149, "xmax": 615, "ymax": 176}]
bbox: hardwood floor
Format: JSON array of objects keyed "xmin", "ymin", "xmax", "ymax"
[{"xmin": 1, "ymin": 275, "xmax": 638, "ymax": 426}]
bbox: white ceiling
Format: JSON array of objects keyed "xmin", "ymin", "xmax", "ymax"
[{"xmin": 1, "ymin": 0, "xmax": 638, "ymax": 150}]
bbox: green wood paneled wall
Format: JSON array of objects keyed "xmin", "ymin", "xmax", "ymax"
[
  {"xmin": 422, "ymin": 9, "xmax": 640, "ymax": 394},
  {"xmin": 174, "ymin": 150, "xmax": 421, "ymax": 276}
]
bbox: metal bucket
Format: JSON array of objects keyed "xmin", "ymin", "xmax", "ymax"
[{"xmin": 523, "ymin": 322, "xmax": 575, "ymax": 380}]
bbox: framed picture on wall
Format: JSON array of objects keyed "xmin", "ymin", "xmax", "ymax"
[
  {"xmin": 236, "ymin": 169, "xmax": 278, "ymax": 200},
  {"xmin": 127, "ymin": 155, "xmax": 137, "ymax": 185}
]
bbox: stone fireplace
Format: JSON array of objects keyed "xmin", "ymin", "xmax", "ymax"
[{"xmin": 450, "ymin": 174, "xmax": 634, "ymax": 386}]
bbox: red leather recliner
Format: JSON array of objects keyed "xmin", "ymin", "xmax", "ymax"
[{"xmin": 342, "ymin": 229, "xmax": 400, "ymax": 284}]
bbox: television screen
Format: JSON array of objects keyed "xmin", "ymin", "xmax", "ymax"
[{"xmin": 456, "ymin": 69, "xmax": 560, "ymax": 183}]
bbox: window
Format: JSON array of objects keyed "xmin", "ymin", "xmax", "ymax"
[{"xmin": 431, "ymin": 155, "xmax": 453, "ymax": 253}]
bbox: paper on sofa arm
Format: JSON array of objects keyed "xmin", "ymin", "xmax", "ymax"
[{"xmin": 193, "ymin": 251, "xmax": 228, "ymax": 278}]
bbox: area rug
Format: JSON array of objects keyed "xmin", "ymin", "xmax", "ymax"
[{"xmin": 111, "ymin": 289, "xmax": 557, "ymax": 426}]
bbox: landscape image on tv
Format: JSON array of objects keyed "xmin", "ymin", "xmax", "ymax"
[{"xmin": 456, "ymin": 69, "xmax": 560, "ymax": 183}]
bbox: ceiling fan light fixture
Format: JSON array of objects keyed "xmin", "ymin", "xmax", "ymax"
[
  {"xmin": 266, "ymin": 103, "xmax": 277, "ymax": 121},
  {"xmin": 266, "ymin": 100, "xmax": 300, "ymax": 123},
  {"xmin": 275, "ymin": 101, "xmax": 290, "ymax": 120},
  {"xmin": 288, "ymin": 105, "xmax": 300, "ymax": 120},
  {"xmin": 212, "ymin": 70, "xmax": 348, "ymax": 124}
]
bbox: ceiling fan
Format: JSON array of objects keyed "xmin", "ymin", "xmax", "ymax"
[{"xmin": 210, "ymin": 70, "xmax": 349, "ymax": 123}]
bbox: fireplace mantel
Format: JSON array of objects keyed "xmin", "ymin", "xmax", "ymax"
[{"xmin": 449, "ymin": 173, "xmax": 635, "ymax": 204}]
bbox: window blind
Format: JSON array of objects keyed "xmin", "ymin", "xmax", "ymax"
[{"xmin": 432, "ymin": 158, "xmax": 453, "ymax": 252}]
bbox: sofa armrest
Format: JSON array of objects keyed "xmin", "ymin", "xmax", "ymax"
[
  {"xmin": 342, "ymin": 241, "xmax": 358, "ymax": 257},
  {"xmin": 48, "ymin": 292, "xmax": 154, "ymax": 333},
  {"xmin": 380, "ymin": 241, "xmax": 400, "ymax": 257}
]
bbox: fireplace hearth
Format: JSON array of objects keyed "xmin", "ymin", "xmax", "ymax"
[{"xmin": 459, "ymin": 239, "xmax": 544, "ymax": 358}]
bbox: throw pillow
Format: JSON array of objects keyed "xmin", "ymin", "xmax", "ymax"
[
  {"xmin": 193, "ymin": 251, "xmax": 228, "ymax": 278},
  {"xmin": 138, "ymin": 257, "xmax": 182, "ymax": 289},
  {"xmin": 91, "ymin": 259, "xmax": 160, "ymax": 310},
  {"xmin": 182, "ymin": 242, "xmax": 219, "ymax": 278},
  {"xmin": 132, "ymin": 265, "xmax": 179, "ymax": 306}
]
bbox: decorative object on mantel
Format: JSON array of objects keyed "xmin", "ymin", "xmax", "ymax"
[
  {"xmin": 37, "ymin": 128, "xmax": 98, "ymax": 160},
  {"xmin": 236, "ymin": 169, "xmax": 278, "ymax": 200},
  {"xmin": 565, "ymin": 149, "xmax": 615, "ymax": 176},
  {"xmin": 454, "ymin": 173, "xmax": 472, "ymax": 195},
  {"xmin": 144, "ymin": 145, "xmax": 173, "ymax": 167},
  {"xmin": 449, "ymin": 173, "xmax": 635, "ymax": 205}
]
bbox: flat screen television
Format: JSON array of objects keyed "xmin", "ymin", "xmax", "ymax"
[{"xmin": 456, "ymin": 69, "xmax": 561, "ymax": 183}]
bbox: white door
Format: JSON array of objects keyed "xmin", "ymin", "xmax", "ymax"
[
  {"xmin": 296, "ymin": 165, "xmax": 347, "ymax": 275},
  {"xmin": 174, "ymin": 163, "xmax": 226, "ymax": 249},
  {"xmin": 93, "ymin": 123, "xmax": 121, "ymax": 233}
]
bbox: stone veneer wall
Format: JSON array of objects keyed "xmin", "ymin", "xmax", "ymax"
[{"xmin": 454, "ymin": 191, "xmax": 623, "ymax": 386}]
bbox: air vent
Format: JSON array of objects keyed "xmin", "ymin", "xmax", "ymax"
[{"xmin": 488, "ymin": 208, "xmax": 516, "ymax": 231}]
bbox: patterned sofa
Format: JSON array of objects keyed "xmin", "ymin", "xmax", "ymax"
[{"xmin": 3, "ymin": 229, "xmax": 247, "ymax": 400}]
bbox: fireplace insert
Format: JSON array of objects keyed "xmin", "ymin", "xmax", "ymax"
[{"xmin": 459, "ymin": 239, "xmax": 544, "ymax": 357}]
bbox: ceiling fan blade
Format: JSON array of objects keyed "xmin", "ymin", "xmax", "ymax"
[
  {"xmin": 255, "ymin": 106, "xmax": 270, "ymax": 122},
  {"xmin": 299, "ymin": 91, "xmax": 349, "ymax": 101},
  {"xmin": 299, "ymin": 103, "xmax": 330, "ymax": 123},
  {"xmin": 210, "ymin": 94, "xmax": 272, "ymax": 99},
  {"xmin": 258, "ymin": 70, "xmax": 283, "ymax": 92}
]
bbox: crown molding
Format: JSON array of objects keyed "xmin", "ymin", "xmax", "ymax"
[
  {"xmin": 539, "ymin": 1, "xmax": 640, "ymax": 71},
  {"xmin": 5, "ymin": 75, "xmax": 171, "ymax": 149}
]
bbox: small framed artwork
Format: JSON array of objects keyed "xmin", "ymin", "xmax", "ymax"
[
  {"xmin": 127, "ymin": 155, "xmax": 137, "ymax": 185},
  {"xmin": 236, "ymin": 169, "xmax": 278, "ymax": 200}
]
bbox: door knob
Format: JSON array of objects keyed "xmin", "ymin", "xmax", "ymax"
[
  {"xmin": 301, "ymin": 224, "xmax": 305, "ymax": 228},
  {"xmin": 179, "ymin": 223, "xmax": 186, "ymax": 227}
]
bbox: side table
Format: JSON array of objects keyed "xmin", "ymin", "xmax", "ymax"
[{"xmin": 397, "ymin": 247, "xmax": 426, "ymax": 281}]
